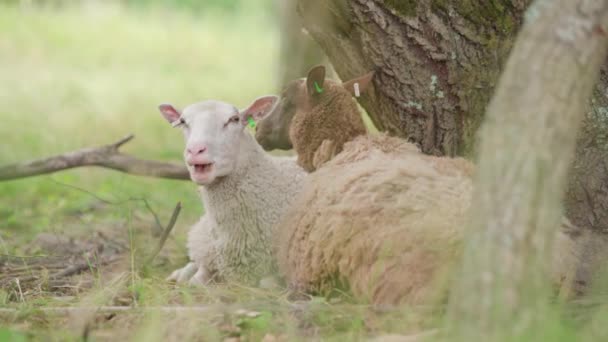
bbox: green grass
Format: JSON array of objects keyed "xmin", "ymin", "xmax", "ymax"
[{"xmin": 0, "ymin": 2, "xmax": 606, "ymax": 341}]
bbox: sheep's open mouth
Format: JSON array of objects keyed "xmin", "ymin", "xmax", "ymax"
[{"xmin": 193, "ymin": 163, "xmax": 214, "ymax": 173}]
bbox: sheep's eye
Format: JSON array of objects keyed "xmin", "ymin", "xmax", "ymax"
[
  {"xmin": 225, "ymin": 115, "xmax": 240, "ymax": 127},
  {"xmin": 172, "ymin": 118, "xmax": 187, "ymax": 128}
]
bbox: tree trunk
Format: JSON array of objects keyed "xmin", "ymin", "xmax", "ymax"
[
  {"xmin": 297, "ymin": 0, "xmax": 608, "ymax": 237},
  {"xmin": 566, "ymin": 66, "xmax": 608, "ymax": 235},
  {"xmin": 0, "ymin": 135, "xmax": 189, "ymax": 181},
  {"xmin": 444, "ymin": 0, "xmax": 608, "ymax": 338},
  {"xmin": 276, "ymin": 0, "xmax": 328, "ymax": 88},
  {"xmin": 297, "ymin": 0, "xmax": 530, "ymax": 157}
]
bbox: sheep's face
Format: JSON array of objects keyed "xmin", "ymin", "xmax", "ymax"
[
  {"xmin": 254, "ymin": 65, "xmax": 374, "ymax": 151},
  {"xmin": 255, "ymin": 79, "xmax": 306, "ymax": 151},
  {"xmin": 159, "ymin": 97, "xmax": 278, "ymax": 185}
]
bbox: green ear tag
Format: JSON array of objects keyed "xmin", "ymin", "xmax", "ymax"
[
  {"xmin": 314, "ymin": 81, "xmax": 323, "ymax": 94},
  {"xmin": 247, "ymin": 117, "xmax": 256, "ymax": 128}
]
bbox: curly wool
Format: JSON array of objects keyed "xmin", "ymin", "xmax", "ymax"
[
  {"xmin": 275, "ymin": 135, "xmax": 584, "ymax": 305},
  {"xmin": 289, "ymin": 80, "xmax": 367, "ymax": 172},
  {"xmin": 188, "ymin": 133, "xmax": 306, "ymax": 285}
]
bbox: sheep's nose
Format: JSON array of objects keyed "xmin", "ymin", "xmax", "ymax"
[{"xmin": 186, "ymin": 144, "xmax": 207, "ymax": 156}]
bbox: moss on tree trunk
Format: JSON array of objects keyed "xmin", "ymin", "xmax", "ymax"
[{"xmin": 446, "ymin": 0, "xmax": 608, "ymax": 338}]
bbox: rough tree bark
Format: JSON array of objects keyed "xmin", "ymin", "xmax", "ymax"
[
  {"xmin": 566, "ymin": 64, "xmax": 608, "ymax": 234},
  {"xmin": 297, "ymin": 0, "xmax": 529, "ymax": 157},
  {"xmin": 297, "ymin": 0, "xmax": 608, "ymax": 236},
  {"xmin": 445, "ymin": 0, "xmax": 608, "ymax": 339}
]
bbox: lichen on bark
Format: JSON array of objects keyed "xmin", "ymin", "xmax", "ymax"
[
  {"xmin": 447, "ymin": 0, "xmax": 608, "ymax": 338},
  {"xmin": 382, "ymin": 0, "xmax": 417, "ymax": 17}
]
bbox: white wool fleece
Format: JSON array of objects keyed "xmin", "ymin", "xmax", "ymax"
[
  {"xmin": 187, "ymin": 134, "xmax": 305, "ymax": 285},
  {"xmin": 160, "ymin": 98, "xmax": 306, "ymax": 286}
]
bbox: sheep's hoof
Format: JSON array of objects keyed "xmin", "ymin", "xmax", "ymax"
[
  {"xmin": 187, "ymin": 266, "xmax": 212, "ymax": 286},
  {"xmin": 166, "ymin": 262, "xmax": 198, "ymax": 284}
]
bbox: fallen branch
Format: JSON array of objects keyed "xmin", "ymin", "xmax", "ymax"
[
  {"xmin": 0, "ymin": 255, "xmax": 123, "ymax": 287},
  {"xmin": 0, "ymin": 134, "xmax": 190, "ymax": 181}
]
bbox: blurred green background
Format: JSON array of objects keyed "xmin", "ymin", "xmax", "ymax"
[{"xmin": 0, "ymin": 0, "xmax": 278, "ymax": 252}]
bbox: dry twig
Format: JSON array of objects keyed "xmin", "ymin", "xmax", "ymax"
[
  {"xmin": 145, "ymin": 202, "xmax": 182, "ymax": 264},
  {"xmin": 51, "ymin": 255, "xmax": 122, "ymax": 279}
]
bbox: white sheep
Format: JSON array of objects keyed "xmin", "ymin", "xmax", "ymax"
[{"xmin": 158, "ymin": 96, "xmax": 306, "ymax": 286}]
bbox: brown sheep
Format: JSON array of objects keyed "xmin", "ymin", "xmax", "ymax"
[
  {"xmin": 274, "ymin": 134, "xmax": 589, "ymax": 306},
  {"xmin": 255, "ymin": 65, "xmax": 374, "ymax": 172},
  {"xmin": 254, "ymin": 67, "xmax": 594, "ymax": 306}
]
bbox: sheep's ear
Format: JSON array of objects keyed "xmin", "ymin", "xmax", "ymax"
[
  {"xmin": 306, "ymin": 65, "xmax": 326, "ymax": 97},
  {"xmin": 240, "ymin": 95, "xmax": 279, "ymax": 125},
  {"xmin": 158, "ymin": 104, "xmax": 181, "ymax": 124},
  {"xmin": 342, "ymin": 71, "xmax": 375, "ymax": 98}
]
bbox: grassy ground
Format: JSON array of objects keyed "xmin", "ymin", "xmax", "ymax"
[
  {"xmin": 2, "ymin": 2, "xmax": 606, "ymax": 342},
  {"xmin": 0, "ymin": 2, "xmax": 413, "ymax": 341}
]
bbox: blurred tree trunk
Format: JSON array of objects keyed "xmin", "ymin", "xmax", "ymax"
[
  {"xmin": 445, "ymin": 0, "xmax": 608, "ymax": 339},
  {"xmin": 276, "ymin": 0, "xmax": 327, "ymax": 88},
  {"xmin": 297, "ymin": 0, "xmax": 608, "ymax": 239}
]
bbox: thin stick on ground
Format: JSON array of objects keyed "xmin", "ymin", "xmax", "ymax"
[
  {"xmin": 146, "ymin": 202, "xmax": 182, "ymax": 265},
  {"xmin": 0, "ymin": 255, "xmax": 123, "ymax": 288},
  {"xmin": 52, "ymin": 255, "xmax": 123, "ymax": 279},
  {"xmin": 0, "ymin": 134, "xmax": 190, "ymax": 181},
  {"xmin": 14, "ymin": 278, "xmax": 25, "ymax": 303},
  {"xmin": 142, "ymin": 198, "xmax": 165, "ymax": 236}
]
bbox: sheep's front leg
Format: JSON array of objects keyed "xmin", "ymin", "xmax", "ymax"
[
  {"xmin": 296, "ymin": 152, "xmax": 314, "ymax": 172},
  {"xmin": 166, "ymin": 218, "xmax": 213, "ymax": 284},
  {"xmin": 166, "ymin": 262, "xmax": 198, "ymax": 283}
]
